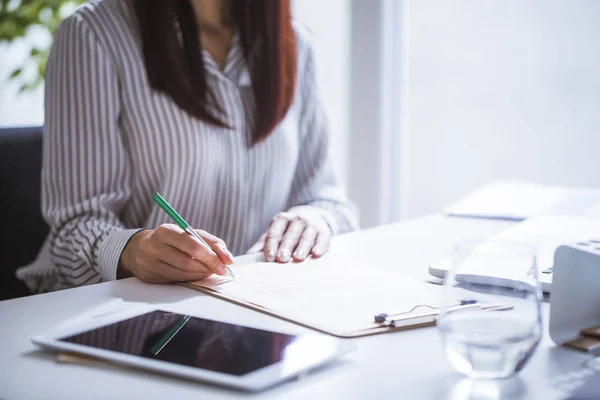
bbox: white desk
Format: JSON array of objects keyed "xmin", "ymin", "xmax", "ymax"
[{"xmin": 0, "ymin": 215, "xmax": 594, "ymax": 399}]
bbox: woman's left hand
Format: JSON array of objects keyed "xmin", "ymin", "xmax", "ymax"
[{"xmin": 247, "ymin": 207, "xmax": 332, "ymax": 263}]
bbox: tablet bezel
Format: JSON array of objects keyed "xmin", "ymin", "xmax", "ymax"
[{"xmin": 31, "ymin": 305, "xmax": 353, "ymax": 392}]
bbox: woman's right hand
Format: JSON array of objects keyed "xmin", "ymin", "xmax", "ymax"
[{"xmin": 118, "ymin": 224, "xmax": 234, "ymax": 283}]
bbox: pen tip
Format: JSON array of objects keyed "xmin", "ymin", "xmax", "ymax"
[{"xmin": 227, "ymin": 266, "xmax": 235, "ymax": 279}]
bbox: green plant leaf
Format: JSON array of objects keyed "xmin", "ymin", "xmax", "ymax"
[
  {"xmin": 2, "ymin": 0, "xmax": 85, "ymax": 91},
  {"xmin": 9, "ymin": 67, "xmax": 22, "ymax": 78}
]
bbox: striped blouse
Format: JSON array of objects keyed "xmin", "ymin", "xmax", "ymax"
[{"xmin": 17, "ymin": 0, "xmax": 358, "ymax": 293}]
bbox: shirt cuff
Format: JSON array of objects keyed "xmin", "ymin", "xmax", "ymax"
[
  {"xmin": 307, "ymin": 200, "xmax": 359, "ymax": 235},
  {"xmin": 97, "ymin": 229, "xmax": 143, "ymax": 281}
]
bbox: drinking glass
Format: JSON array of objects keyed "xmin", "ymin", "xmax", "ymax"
[{"xmin": 437, "ymin": 238, "xmax": 542, "ymax": 379}]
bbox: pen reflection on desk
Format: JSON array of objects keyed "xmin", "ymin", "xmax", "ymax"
[{"xmin": 152, "ymin": 192, "xmax": 235, "ymax": 279}]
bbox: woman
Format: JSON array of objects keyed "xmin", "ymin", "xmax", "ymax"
[{"xmin": 17, "ymin": 0, "xmax": 358, "ymax": 293}]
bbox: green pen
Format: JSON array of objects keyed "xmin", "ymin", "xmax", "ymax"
[{"xmin": 152, "ymin": 192, "xmax": 235, "ymax": 279}]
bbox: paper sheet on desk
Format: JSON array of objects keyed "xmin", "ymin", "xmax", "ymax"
[
  {"xmin": 444, "ymin": 180, "xmax": 600, "ymax": 221},
  {"xmin": 187, "ymin": 256, "xmax": 444, "ymax": 336}
]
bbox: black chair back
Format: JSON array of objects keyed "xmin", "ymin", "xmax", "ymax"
[{"xmin": 0, "ymin": 127, "xmax": 48, "ymax": 299}]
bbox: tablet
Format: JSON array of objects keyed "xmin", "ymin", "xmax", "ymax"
[{"xmin": 32, "ymin": 306, "xmax": 354, "ymax": 392}]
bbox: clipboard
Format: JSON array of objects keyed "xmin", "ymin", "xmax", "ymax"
[
  {"xmin": 180, "ymin": 258, "xmax": 510, "ymax": 338},
  {"xmin": 181, "ymin": 282, "xmax": 437, "ymax": 338}
]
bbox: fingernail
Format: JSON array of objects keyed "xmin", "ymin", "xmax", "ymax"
[
  {"xmin": 293, "ymin": 250, "xmax": 305, "ymax": 259},
  {"xmin": 218, "ymin": 265, "xmax": 227, "ymax": 276},
  {"xmin": 278, "ymin": 250, "xmax": 290, "ymax": 262},
  {"xmin": 313, "ymin": 247, "xmax": 323, "ymax": 256},
  {"xmin": 266, "ymin": 250, "xmax": 276, "ymax": 262}
]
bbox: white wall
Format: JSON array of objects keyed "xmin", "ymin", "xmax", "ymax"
[
  {"xmin": 405, "ymin": 0, "xmax": 600, "ymax": 218},
  {"xmin": 0, "ymin": 31, "xmax": 46, "ymax": 127},
  {"xmin": 292, "ymin": 0, "xmax": 351, "ymax": 184}
]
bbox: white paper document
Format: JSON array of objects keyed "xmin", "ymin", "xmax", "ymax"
[
  {"xmin": 189, "ymin": 255, "xmax": 443, "ymax": 335},
  {"xmin": 444, "ymin": 180, "xmax": 600, "ymax": 221}
]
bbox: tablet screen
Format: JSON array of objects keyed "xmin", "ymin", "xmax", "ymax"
[{"xmin": 59, "ymin": 310, "xmax": 298, "ymax": 376}]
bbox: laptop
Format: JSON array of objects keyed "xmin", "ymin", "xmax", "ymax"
[{"xmin": 429, "ymin": 215, "xmax": 600, "ymax": 292}]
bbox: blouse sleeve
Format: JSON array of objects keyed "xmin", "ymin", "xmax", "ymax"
[
  {"xmin": 41, "ymin": 14, "xmax": 140, "ymax": 287},
  {"xmin": 286, "ymin": 38, "xmax": 359, "ymax": 235}
]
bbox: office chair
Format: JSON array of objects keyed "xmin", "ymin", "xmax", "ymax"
[{"xmin": 0, "ymin": 126, "xmax": 48, "ymax": 300}]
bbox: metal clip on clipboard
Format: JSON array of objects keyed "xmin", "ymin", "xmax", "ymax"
[{"xmin": 374, "ymin": 300, "xmax": 512, "ymax": 329}]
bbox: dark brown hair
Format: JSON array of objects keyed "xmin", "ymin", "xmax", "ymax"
[{"xmin": 134, "ymin": 0, "xmax": 297, "ymax": 144}]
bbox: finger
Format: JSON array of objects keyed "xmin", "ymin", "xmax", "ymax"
[
  {"xmin": 292, "ymin": 226, "xmax": 318, "ymax": 262},
  {"xmin": 277, "ymin": 218, "xmax": 307, "ymax": 263},
  {"xmin": 247, "ymin": 234, "xmax": 266, "ymax": 254},
  {"xmin": 264, "ymin": 213, "xmax": 292, "ymax": 262},
  {"xmin": 134, "ymin": 267, "xmax": 170, "ymax": 284},
  {"xmin": 137, "ymin": 259, "xmax": 212, "ymax": 283},
  {"xmin": 156, "ymin": 225, "xmax": 225, "ymax": 275},
  {"xmin": 154, "ymin": 243, "xmax": 213, "ymax": 275},
  {"xmin": 161, "ymin": 261, "xmax": 213, "ymax": 281},
  {"xmin": 311, "ymin": 232, "xmax": 331, "ymax": 258},
  {"xmin": 155, "ymin": 224, "xmax": 210, "ymax": 257},
  {"xmin": 195, "ymin": 230, "xmax": 235, "ymax": 265}
]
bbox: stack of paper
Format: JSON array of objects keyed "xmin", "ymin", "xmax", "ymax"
[{"xmin": 444, "ymin": 180, "xmax": 600, "ymax": 221}]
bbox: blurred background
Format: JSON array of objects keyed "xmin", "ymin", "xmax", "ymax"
[{"xmin": 2, "ymin": 0, "xmax": 600, "ymax": 228}]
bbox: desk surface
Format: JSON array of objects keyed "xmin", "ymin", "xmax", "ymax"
[{"xmin": 0, "ymin": 215, "xmax": 593, "ymax": 400}]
